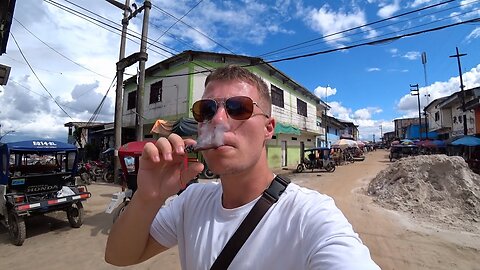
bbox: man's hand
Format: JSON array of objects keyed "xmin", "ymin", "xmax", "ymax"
[{"xmin": 136, "ymin": 133, "xmax": 204, "ymax": 204}]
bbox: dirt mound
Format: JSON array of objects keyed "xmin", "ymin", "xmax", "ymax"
[{"xmin": 368, "ymin": 154, "xmax": 480, "ymax": 232}]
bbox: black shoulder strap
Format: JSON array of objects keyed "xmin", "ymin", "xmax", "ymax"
[{"xmin": 210, "ymin": 175, "xmax": 291, "ymax": 270}]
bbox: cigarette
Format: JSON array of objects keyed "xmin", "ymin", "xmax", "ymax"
[{"xmin": 184, "ymin": 144, "xmax": 216, "ymax": 153}]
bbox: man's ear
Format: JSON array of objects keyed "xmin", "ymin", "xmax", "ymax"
[{"xmin": 265, "ymin": 117, "xmax": 275, "ymax": 139}]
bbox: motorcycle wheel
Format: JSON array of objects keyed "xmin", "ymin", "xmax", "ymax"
[
  {"xmin": 203, "ymin": 167, "xmax": 216, "ymax": 179},
  {"xmin": 103, "ymin": 170, "xmax": 114, "ymax": 183},
  {"xmin": 8, "ymin": 212, "xmax": 26, "ymax": 246},
  {"xmin": 325, "ymin": 163, "xmax": 336, "ymax": 172},
  {"xmin": 296, "ymin": 164, "xmax": 304, "ymax": 173},
  {"xmin": 67, "ymin": 202, "xmax": 84, "ymax": 228}
]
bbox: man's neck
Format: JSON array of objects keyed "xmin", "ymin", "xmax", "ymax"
[{"xmin": 219, "ymin": 165, "xmax": 274, "ymax": 209}]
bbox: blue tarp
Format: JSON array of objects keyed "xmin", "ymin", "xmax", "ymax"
[{"xmin": 450, "ymin": 136, "xmax": 480, "ymax": 147}]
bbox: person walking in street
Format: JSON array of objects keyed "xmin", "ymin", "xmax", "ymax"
[{"xmin": 105, "ymin": 66, "xmax": 380, "ymax": 269}]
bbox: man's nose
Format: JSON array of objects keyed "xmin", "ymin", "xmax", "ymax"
[{"xmin": 210, "ymin": 105, "xmax": 228, "ymax": 123}]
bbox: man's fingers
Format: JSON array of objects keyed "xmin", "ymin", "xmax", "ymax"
[
  {"xmin": 140, "ymin": 142, "xmax": 160, "ymax": 165},
  {"xmin": 155, "ymin": 137, "xmax": 174, "ymax": 161},
  {"xmin": 168, "ymin": 133, "xmax": 186, "ymax": 155}
]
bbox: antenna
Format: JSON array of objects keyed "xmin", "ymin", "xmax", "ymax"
[{"xmin": 421, "ymin": 52, "xmax": 430, "ymax": 104}]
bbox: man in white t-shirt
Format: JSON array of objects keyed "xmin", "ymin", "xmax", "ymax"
[{"xmin": 105, "ymin": 66, "xmax": 380, "ymax": 269}]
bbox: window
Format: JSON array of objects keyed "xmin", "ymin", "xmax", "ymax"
[
  {"xmin": 453, "ymin": 116, "xmax": 457, "ymax": 123},
  {"xmin": 149, "ymin": 80, "xmax": 163, "ymax": 104},
  {"xmin": 127, "ymin": 91, "xmax": 136, "ymax": 110},
  {"xmin": 434, "ymin": 112, "xmax": 440, "ymax": 121},
  {"xmin": 271, "ymin": 85, "xmax": 284, "ymax": 108},
  {"xmin": 297, "ymin": 98, "xmax": 307, "ymax": 117}
]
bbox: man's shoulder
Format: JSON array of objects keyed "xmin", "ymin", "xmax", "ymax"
[{"xmin": 279, "ymin": 182, "xmax": 338, "ymax": 214}]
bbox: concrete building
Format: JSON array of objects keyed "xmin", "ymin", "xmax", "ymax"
[
  {"xmin": 122, "ymin": 50, "xmax": 328, "ymax": 169},
  {"xmin": 436, "ymin": 87, "xmax": 479, "ymax": 138}
]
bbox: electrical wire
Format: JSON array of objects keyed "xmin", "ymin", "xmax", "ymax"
[
  {"xmin": 150, "ymin": 16, "xmax": 480, "ymax": 79},
  {"xmin": 44, "ymin": 0, "xmax": 174, "ymax": 57},
  {"xmin": 10, "ymin": 32, "xmax": 73, "ymax": 119},
  {"xmin": 151, "ymin": 3, "xmax": 235, "ymax": 54},
  {"xmin": 266, "ymin": 6, "xmax": 480, "ymax": 61},
  {"xmin": 49, "ymin": 0, "xmax": 214, "ymax": 73},
  {"xmin": 263, "ymin": 17, "xmax": 480, "ymax": 65},
  {"xmin": 13, "ymin": 17, "xmax": 111, "ymax": 79},
  {"xmin": 258, "ymin": 0, "xmax": 456, "ymax": 58},
  {"xmin": 148, "ymin": 0, "xmax": 204, "ymax": 50},
  {"xmin": 262, "ymin": 0, "xmax": 480, "ymax": 59}
]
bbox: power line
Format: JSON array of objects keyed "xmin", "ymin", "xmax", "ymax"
[
  {"xmin": 262, "ymin": 0, "xmax": 479, "ymax": 59},
  {"xmin": 13, "ymin": 17, "xmax": 112, "ymax": 79},
  {"xmin": 264, "ymin": 6, "xmax": 480, "ymax": 61},
  {"xmin": 258, "ymin": 0, "xmax": 456, "ymax": 58},
  {"xmin": 151, "ymin": 3, "xmax": 235, "ymax": 54},
  {"xmin": 149, "ymin": 0, "xmax": 204, "ymax": 49},
  {"xmin": 44, "ymin": 0, "xmax": 174, "ymax": 57},
  {"xmin": 152, "ymin": 17, "xmax": 480, "ymax": 79},
  {"xmin": 10, "ymin": 32, "xmax": 73, "ymax": 119},
  {"xmin": 10, "ymin": 80, "xmax": 84, "ymax": 112},
  {"xmin": 264, "ymin": 17, "xmax": 480, "ymax": 65}
]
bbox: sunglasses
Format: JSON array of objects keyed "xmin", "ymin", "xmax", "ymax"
[{"xmin": 191, "ymin": 96, "xmax": 269, "ymax": 122}]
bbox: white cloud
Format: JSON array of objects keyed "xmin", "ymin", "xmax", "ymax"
[
  {"xmin": 410, "ymin": 0, "xmax": 433, "ymax": 8},
  {"xmin": 327, "ymin": 101, "xmax": 353, "ymax": 121},
  {"xmin": 377, "ymin": 0, "xmax": 401, "ymax": 18},
  {"xmin": 403, "ymin": 51, "xmax": 421, "ymax": 60},
  {"xmin": 388, "ymin": 48, "xmax": 400, "ymax": 57},
  {"xmin": 367, "ymin": 67, "xmax": 381, "ymax": 72},
  {"xmin": 466, "ymin": 27, "xmax": 480, "ymax": 41},
  {"xmin": 396, "ymin": 63, "xmax": 480, "ymax": 114},
  {"xmin": 305, "ymin": 5, "xmax": 367, "ymax": 45},
  {"xmin": 353, "ymin": 107, "xmax": 383, "ymax": 120},
  {"xmin": 314, "ymin": 85, "xmax": 337, "ymax": 99}
]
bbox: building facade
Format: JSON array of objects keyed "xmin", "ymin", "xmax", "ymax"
[{"xmin": 122, "ymin": 51, "xmax": 328, "ymax": 169}]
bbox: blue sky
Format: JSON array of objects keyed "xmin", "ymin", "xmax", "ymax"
[{"xmin": 0, "ymin": 0, "xmax": 479, "ymax": 142}]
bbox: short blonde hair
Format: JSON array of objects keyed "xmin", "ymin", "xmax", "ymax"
[{"xmin": 205, "ymin": 65, "xmax": 271, "ymax": 116}]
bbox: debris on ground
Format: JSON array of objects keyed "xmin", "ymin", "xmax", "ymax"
[{"xmin": 368, "ymin": 154, "xmax": 480, "ymax": 232}]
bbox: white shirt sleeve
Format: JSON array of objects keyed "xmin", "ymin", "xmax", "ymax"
[
  {"xmin": 149, "ymin": 193, "xmax": 186, "ymax": 248},
  {"xmin": 303, "ymin": 195, "xmax": 381, "ymax": 269}
]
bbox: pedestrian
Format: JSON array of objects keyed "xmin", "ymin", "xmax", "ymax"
[{"xmin": 105, "ymin": 65, "xmax": 380, "ymax": 269}]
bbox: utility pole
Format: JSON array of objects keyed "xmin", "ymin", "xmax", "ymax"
[
  {"xmin": 422, "ymin": 52, "xmax": 430, "ymax": 140},
  {"xmin": 136, "ymin": 1, "xmax": 151, "ymax": 140},
  {"xmin": 449, "ymin": 47, "xmax": 468, "ymax": 136},
  {"xmin": 410, "ymin": 84, "xmax": 422, "ymax": 140},
  {"xmin": 379, "ymin": 125, "xmax": 383, "ymax": 143},
  {"xmin": 108, "ymin": 0, "xmax": 131, "ymax": 185},
  {"xmin": 324, "ymin": 86, "xmax": 328, "ymax": 147}
]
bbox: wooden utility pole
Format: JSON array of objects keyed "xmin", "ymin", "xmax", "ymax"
[
  {"xmin": 449, "ymin": 47, "xmax": 468, "ymax": 136},
  {"xmin": 107, "ymin": 0, "xmax": 130, "ymax": 185},
  {"xmin": 136, "ymin": 1, "xmax": 151, "ymax": 140},
  {"xmin": 410, "ymin": 84, "xmax": 422, "ymax": 140}
]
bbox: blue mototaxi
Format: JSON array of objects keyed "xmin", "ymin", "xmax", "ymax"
[{"xmin": 0, "ymin": 140, "xmax": 91, "ymax": 246}]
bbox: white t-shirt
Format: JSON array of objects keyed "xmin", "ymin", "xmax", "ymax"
[{"xmin": 150, "ymin": 182, "xmax": 380, "ymax": 270}]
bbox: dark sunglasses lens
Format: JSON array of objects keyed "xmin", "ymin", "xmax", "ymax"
[
  {"xmin": 226, "ymin": 96, "xmax": 253, "ymax": 120},
  {"xmin": 192, "ymin": 100, "xmax": 217, "ymax": 122}
]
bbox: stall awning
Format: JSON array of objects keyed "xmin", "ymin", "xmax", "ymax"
[{"xmin": 274, "ymin": 122, "xmax": 301, "ymax": 135}]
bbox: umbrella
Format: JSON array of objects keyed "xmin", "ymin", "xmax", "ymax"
[
  {"xmin": 356, "ymin": 141, "xmax": 365, "ymax": 147},
  {"xmin": 451, "ymin": 136, "xmax": 480, "ymax": 147},
  {"xmin": 332, "ymin": 139, "xmax": 358, "ymax": 149},
  {"xmin": 401, "ymin": 139, "xmax": 414, "ymax": 145}
]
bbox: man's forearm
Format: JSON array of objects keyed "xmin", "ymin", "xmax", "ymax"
[{"xmin": 105, "ymin": 193, "xmax": 167, "ymax": 266}]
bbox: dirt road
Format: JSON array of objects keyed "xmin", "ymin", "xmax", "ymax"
[{"xmin": 0, "ymin": 150, "xmax": 479, "ymax": 270}]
